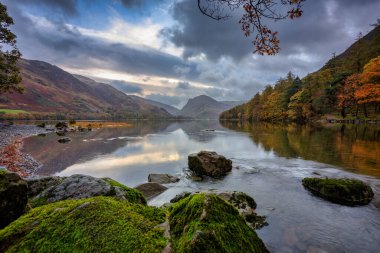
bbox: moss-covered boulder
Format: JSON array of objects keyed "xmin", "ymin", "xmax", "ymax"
[
  {"xmin": 0, "ymin": 170, "xmax": 28, "ymax": 229},
  {"xmin": 168, "ymin": 193, "xmax": 269, "ymax": 253},
  {"xmin": 0, "ymin": 197, "xmax": 167, "ymax": 253},
  {"xmin": 302, "ymin": 177, "xmax": 374, "ymax": 206},
  {"xmin": 30, "ymin": 175, "xmax": 146, "ymax": 207}
]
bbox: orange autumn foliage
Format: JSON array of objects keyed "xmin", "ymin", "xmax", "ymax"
[{"xmin": 355, "ymin": 56, "xmax": 380, "ymax": 104}]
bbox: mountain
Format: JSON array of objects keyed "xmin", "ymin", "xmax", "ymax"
[
  {"xmin": 129, "ymin": 95, "xmax": 181, "ymax": 116},
  {"xmin": 0, "ymin": 59, "xmax": 172, "ymax": 119},
  {"xmin": 179, "ymin": 95, "xmax": 241, "ymax": 119},
  {"xmin": 221, "ymin": 25, "xmax": 380, "ymax": 121}
]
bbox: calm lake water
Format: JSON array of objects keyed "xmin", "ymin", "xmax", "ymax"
[{"xmin": 23, "ymin": 121, "xmax": 380, "ymax": 253}]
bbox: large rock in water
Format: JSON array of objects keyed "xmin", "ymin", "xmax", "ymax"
[
  {"xmin": 0, "ymin": 197, "xmax": 167, "ymax": 252},
  {"xmin": 188, "ymin": 151, "xmax": 232, "ymax": 178},
  {"xmin": 30, "ymin": 174, "xmax": 146, "ymax": 206},
  {"xmin": 0, "ymin": 170, "xmax": 28, "ymax": 229},
  {"xmin": 168, "ymin": 193, "xmax": 269, "ymax": 252},
  {"xmin": 302, "ymin": 177, "xmax": 374, "ymax": 206}
]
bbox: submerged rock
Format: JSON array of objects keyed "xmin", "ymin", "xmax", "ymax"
[
  {"xmin": 30, "ymin": 174, "xmax": 146, "ymax": 207},
  {"xmin": 0, "ymin": 197, "xmax": 167, "ymax": 252},
  {"xmin": 188, "ymin": 151, "xmax": 232, "ymax": 178},
  {"xmin": 168, "ymin": 193, "xmax": 269, "ymax": 252},
  {"xmin": 58, "ymin": 137, "xmax": 71, "ymax": 143},
  {"xmin": 148, "ymin": 173, "xmax": 180, "ymax": 184},
  {"xmin": 134, "ymin": 182, "xmax": 167, "ymax": 200},
  {"xmin": 0, "ymin": 170, "xmax": 28, "ymax": 229},
  {"xmin": 302, "ymin": 177, "xmax": 374, "ymax": 206}
]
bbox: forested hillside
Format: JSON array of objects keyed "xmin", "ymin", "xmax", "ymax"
[{"xmin": 220, "ymin": 26, "xmax": 380, "ymax": 122}]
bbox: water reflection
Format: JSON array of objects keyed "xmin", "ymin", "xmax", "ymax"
[
  {"xmin": 22, "ymin": 120, "xmax": 380, "ymax": 253},
  {"xmin": 221, "ymin": 121, "xmax": 380, "ymax": 178}
]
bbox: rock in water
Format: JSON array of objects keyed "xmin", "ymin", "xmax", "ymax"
[
  {"xmin": 134, "ymin": 182, "xmax": 168, "ymax": 200},
  {"xmin": 148, "ymin": 174, "xmax": 180, "ymax": 184},
  {"xmin": 30, "ymin": 174, "xmax": 146, "ymax": 206},
  {"xmin": 188, "ymin": 151, "xmax": 232, "ymax": 178},
  {"xmin": 302, "ymin": 177, "xmax": 374, "ymax": 206},
  {"xmin": 58, "ymin": 137, "xmax": 71, "ymax": 143},
  {"xmin": 168, "ymin": 193, "xmax": 269, "ymax": 252},
  {"xmin": 0, "ymin": 170, "xmax": 28, "ymax": 229}
]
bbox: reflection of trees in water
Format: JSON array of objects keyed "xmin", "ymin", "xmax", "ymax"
[
  {"xmin": 23, "ymin": 121, "xmax": 174, "ymax": 175},
  {"xmin": 221, "ymin": 121, "xmax": 380, "ymax": 178}
]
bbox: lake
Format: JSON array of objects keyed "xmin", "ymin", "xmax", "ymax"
[{"xmin": 23, "ymin": 120, "xmax": 380, "ymax": 253}]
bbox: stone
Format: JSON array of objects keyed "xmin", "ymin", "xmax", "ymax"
[
  {"xmin": 302, "ymin": 177, "xmax": 374, "ymax": 206},
  {"xmin": 26, "ymin": 176, "xmax": 65, "ymax": 198},
  {"xmin": 134, "ymin": 182, "xmax": 167, "ymax": 200},
  {"xmin": 0, "ymin": 170, "xmax": 28, "ymax": 229},
  {"xmin": 58, "ymin": 137, "xmax": 71, "ymax": 143},
  {"xmin": 30, "ymin": 174, "xmax": 146, "ymax": 206},
  {"xmin": 170, "ymin": 192, "xmax": 192, "ymax": 203},
  {"xmin": 55, "ymin": 121, "xmax": 68, "ymax": 129},
  {"xmin": 148, "ymin": 174, "xmax": 180, "ymax": 184},
  {"xmin": 168, "ymin": 193, "xmax": 269, "ymax": 252},
  {"xmin": 188, "ymin": 151, "xmax": 232, "ymax": 178}
]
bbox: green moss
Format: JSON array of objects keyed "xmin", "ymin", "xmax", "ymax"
[
  {"xmin": 0, "ymin": 197, "xmax": 167, "ymax": 253},
  {"xmin": 103, "ymin": 178, "xmax": 147, "ymax": 205},
  {"xmin": 302, "ymin": 177, "xmax": 374, "ymax": 205},
  {"xmin": 0, "ymin": 169, "xmax": 7, "ymax": 176},
  {"xmin": 29, "ymin": 196, "xmax": 49, "ymax": 208},
  {"xmin": 168, "ymin": 193, "xmax": 268, "ymax": 253}
]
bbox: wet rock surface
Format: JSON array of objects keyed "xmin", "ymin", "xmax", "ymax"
[
  {"xmin": 0, "ymin": 170, "xmax": 28, "ymax": 229},
  {"xmin": 188, "ymin": 151, "xmax": 232, "ymax": 178},
  {"xmin": 148, "ymin": 173, "xmax": 180, "ymax": 184},
  {"xmin": 135, "ymin": 182, "xmax": 168, "ymax": 200}
]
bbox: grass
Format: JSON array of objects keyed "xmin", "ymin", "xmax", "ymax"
[
  {"xmin": 168, "ymin": 193, "xmax": 268, "ymax": 253},
  {"xmin": 0, "ymin": 197, "xmax": 167, "ymax": 253},
  {"xmin": 0, "ymin": 109, "xmax": 29, "ymax": 115}
]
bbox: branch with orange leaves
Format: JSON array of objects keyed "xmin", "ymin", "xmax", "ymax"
[{"xmin": 197, "ymin": 0, "xmax": 305, "ymax": 55}]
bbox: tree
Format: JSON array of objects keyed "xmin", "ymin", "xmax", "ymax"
[
  {"xmin": 0, "ymin": 2, "xmax": 22, "ymax": 94},
  {"xmin": 355, "ymin": 56, "xmax": 380, "ymax": 106},
  {"xmin": 336, "ymin": 74, "xmax": 359, "ymax": 118},
  {"xmin": 197, "ymin": 0, "xmax": 305, "ymax": 55}
]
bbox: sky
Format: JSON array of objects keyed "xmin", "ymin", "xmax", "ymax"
[{"xmin": 2, "ymin": 0, "xmax": 380, "ymax": 108}]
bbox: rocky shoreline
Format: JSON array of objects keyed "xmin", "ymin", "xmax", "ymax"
[{"xmin": 0, "ymin": 124, "xmax": 47, "ymax": 176}]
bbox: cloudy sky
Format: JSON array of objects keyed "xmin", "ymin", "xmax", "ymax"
[{"xmin": 3, "ymin": 0, "xmax": 380, "ymax": 108}]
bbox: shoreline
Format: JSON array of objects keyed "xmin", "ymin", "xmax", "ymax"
[{"xmin": 0, "ymin": 124, "xmax": 46, "ymax": 177}]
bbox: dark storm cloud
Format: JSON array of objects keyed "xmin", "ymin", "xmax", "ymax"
[
  {"xmin": 163, "ymin": 0, "xmax": 380, "ymax": 62},
  {"xmin": 110, "ymin": 80, "xmax": 143, "ymax": 94},
  {"xmin": 3, "ymin": 1, "xmax": 198, "ymax": 81}
]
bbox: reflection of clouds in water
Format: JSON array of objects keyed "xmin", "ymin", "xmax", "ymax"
[{"xmin": 59, "ymin": 151, "xmax": 181, "ymax": 176}]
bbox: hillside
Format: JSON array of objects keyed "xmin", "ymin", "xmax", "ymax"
[
  {"xmin": 0, "ymin": 59, "xmax": 172, "ymax": 119},
  {"xmin": 221, "ymin": 25, "xmax": 380, "ymax": 122},
  {"xmin": 129, "ymin": 95, "xmax": 181, "ymax": 116},
  {"xmin": 179, "ymin": 95, "xmax": 239, "ymax": 119}
]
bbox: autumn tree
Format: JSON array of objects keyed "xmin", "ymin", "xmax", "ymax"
[
  {"xmin": 197, "ymin": 0, "xmax": 305, "ymax": 55},
  {"xmin": 0, "ymin": 2, "xmax": 22, "ymax": 94},
  {"xmin": 355, "ymin": 56, "xmax": 380, "ymax": 115},
  {"xmin": 336, "ymin": 74, "xmax": 359, "ymax": 118}
]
